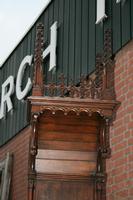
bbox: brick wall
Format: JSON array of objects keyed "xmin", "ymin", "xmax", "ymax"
[
  {"xmin": 106, "ymin": 41, "xmax": 133, "ymax": 200},
  {"xmin": 0, "ymin": 126, "xmax": 31, "ymax": 200}
]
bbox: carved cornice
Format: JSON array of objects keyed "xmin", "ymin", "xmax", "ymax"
[
  {"xmin": 36, "ymin": 173, "xmax": 96, "ymax": 182},
  {"xmin": 28, "ymin": 96, "xmax": 119, "ymax": 119}
]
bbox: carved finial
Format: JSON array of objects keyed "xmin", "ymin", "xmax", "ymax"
[
  {"xmin": 80, "ymin": 75, "xmax": 86, "ymax": 98},
  {"xmin": 32, "ymin": 23, "xmax": 44, "ymax": 96},
  {"xmin": 59, "ymin": 74, "xmax": 66, "ymax": 97},
  {"xmin": 95, "ymin": 29, "xmax": 116, "ymax": 100}
]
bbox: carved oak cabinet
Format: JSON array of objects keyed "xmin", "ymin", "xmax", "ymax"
[
  {"xmin": 1, "ymin": 0, "xmax": 132, "ymax": 199},
  {"xmin": 28, "ymin": 23, "xmax": 118, "ymax": 200}
]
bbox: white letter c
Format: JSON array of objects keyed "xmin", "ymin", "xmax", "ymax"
[{"xmin": 16, "ymin": 55, "xmax": 33, "ymax": 100}]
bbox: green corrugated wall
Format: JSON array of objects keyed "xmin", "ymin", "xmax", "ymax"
[{"xmin": 0, "ymin": 0, "xmax": 133, "ymax": 146}]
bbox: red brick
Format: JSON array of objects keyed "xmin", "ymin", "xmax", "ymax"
[
  {"xmin": 107, "ymin": 41, "xmax": 133, "ymax": 200},
  {"xmin": 115, "ymin": 173, "xmax": 128, "ymax": 183},
  {"xmin": 129, "ymin": 188, "xmax": 133, "ymax": 196},
  {"xmin": 0, "ymin": 126, "xmax": 31, "ymax": 200},
  {"xmin": 128, "ymin": 121, "xmax": 133, "ymax": 129},
  {"xmin": 111, "ymin": 165, "xmax": 125, "ymax": 175},
  {"xmin": 128, "ymin": 137, "xmax": 133, "ymax": 145},
  {"xmin": 116, "ymin": 189, "xmax": 129, "ymax": 198},
  {"xmin": 114, "ymin": 141, "xmax": 127, "ymax": 152},
  {"xmin": 111, "ymin": 135, "xmax": 124, "ymax": 145}
]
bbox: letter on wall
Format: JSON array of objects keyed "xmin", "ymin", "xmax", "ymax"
[
  {"xmin": 16, "ymin": 55, "xmax": 33, "ymax": 100},
  {"xmin": 96, "ymin": 0, "xmax": 107, "ymax": 24},
  {"xmin": 43, "ymin": 21, "xmax": 57, "ymax": 71},
  {"xmin": 0, "ymin": 76, "xmax": 14, "ymax": 119},
  {"xmin": 116, "ymin": 0, "xmax": 126, "ymax": 3}
]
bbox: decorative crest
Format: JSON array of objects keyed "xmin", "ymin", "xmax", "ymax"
[{"xmin": 44, "ymin": 73, "xmax": 102, "ymax": 99}]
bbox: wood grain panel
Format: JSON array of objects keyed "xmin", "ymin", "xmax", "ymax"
[
  {"xmin": 35, "ymin": 180, "xmax": 94, "ymax": 200},
  {"xmin": 38, "ymin": 131, "xmax": 97, "ymax": 142},
  {"xmin": 39, "ymin": 114, "xmax": 100, "ymax": 125},
  {"xmin": 37, "ymin": 149, "xmax": 97, "ymax": 161},
  {"xmin": 38, "ymin": 124, "xmax": 98, "ymax": 134},
  {"xmin": 36, "ymin": 159, "xmax": 96, "ymax": 175},
  {"xmin": 38, "ymin": 140, "xmax": 97, "ymax": 151}
]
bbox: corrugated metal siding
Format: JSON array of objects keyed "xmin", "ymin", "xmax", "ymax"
[
  {"xmin": 0, "ymin": 0, "xmax": 133, "ymax": 146},
  {"xmin": 112, "ymin": 0, "xmax": 132, "ymax": 52}
]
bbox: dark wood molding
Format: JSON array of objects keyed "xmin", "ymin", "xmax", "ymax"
[
  {"xmin": 28, "ymin": 113, "xmax": 39, "ymax": 200},
  {"xmin": 28, "ymin": 96, "xmax": 119, "ymax": 118},
  {"xmin": 36, "ymin": 173, "xmax": 96, "ymax": 182},
  {"xmin": 30, "ymin": 113, "xmax": 40, "ymax": 172},
  {"xmin": 102, "ymin": 117, "xmax": 111, "ymax": 159}
]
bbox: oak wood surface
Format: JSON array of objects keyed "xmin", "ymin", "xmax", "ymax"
[
  {"xmin": 36, "ymin": 159, "xmax": 96, "ymax": 175},
  {"xmin": 35, "ymin": 180, "xmax": 94, "ymax": 200},
  {"xmin": 34, "ymin": 112, "xmax": 99, "ymax": 199},
  {"xmin": 36, "ymin": 150, "xmax": 97, "ymax": 161}
]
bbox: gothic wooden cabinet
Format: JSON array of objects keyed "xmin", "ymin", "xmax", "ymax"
[
  {"xmin": 34, "ymin": 111, "xmax": 100, "ymax": 200},
  {"xmin": 28, "ymin": 23, "xmax": 118, "ymax": 200}
]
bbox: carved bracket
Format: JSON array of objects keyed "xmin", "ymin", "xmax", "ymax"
[
  {"xmin": 28, "ymin": 113, "xmax": 40, "ymax": 200},
  {"xmin": 102, "ymin": 118, "xmax": 111, "ymax": 158},
  {"xmin": 30, "ymin": 113, "xmax": 40, "ymax": 173},
  {"xmin": 98, "ymin": 117, "xmax": 111, "ymax": 159},
  {"xmin": 93, "ymin": 147, "xmax": 107, "ymax": 200},
  {"xmin": 94, "ymin": 172, "xmax": 107, "ymax": 200}
]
